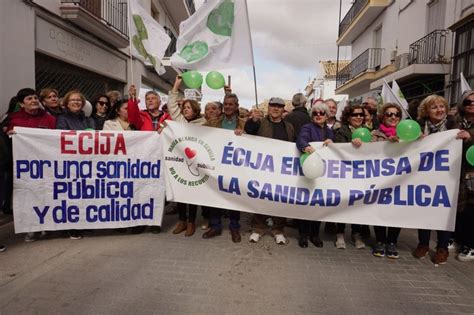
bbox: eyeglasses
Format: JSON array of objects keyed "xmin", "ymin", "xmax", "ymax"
[
  {"xmin": 98, "ymin": 101, "xmax": 109, "ymax": 106},
  {"xmin": 68, "ymin": 99, "xmax": 82, "ymax": 103},
  {"xmin": 384, "ymin": 112, "xmax": 401, "ymax": 118},
  {"xmin": 350, "ymin": 112, "xmax": 364, "ymax": 117},
  {"xmin": 463, "ymin": 99, "xmax": 474, "ymax": 106},
  {"xmin": 312, "ymin": 111, "xmax": 326, "ymax": 116}
]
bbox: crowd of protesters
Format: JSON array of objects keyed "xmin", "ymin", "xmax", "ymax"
[{"xmin": 0, "ymin": 76, "xmax": 473, "ymax": 265}]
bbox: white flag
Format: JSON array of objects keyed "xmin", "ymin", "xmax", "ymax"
[
  {"xmin": 381, "ymin": 80, "xmax": 411, "ymax": 119},
  {"xmin": 170, "ymin": 0, "xmax": 253, "ymax": 70},
  {"xmin": 130, "ymin": 0, "xmax": 171, "ymax": 75},
  {"xmin": 391, "ymin": 80, "xmax": 408, "ymax": 111},
  {"xmin": 460, "ymin": 72, "xmax": 472, "ymax": 94}
]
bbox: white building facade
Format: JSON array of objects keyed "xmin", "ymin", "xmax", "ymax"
[
  {"xmin": 0, "ymin": 0, "xmax": 194, "ymax": 114},
  {"xmin": 335, "ymin": 0, "xmax": 473, "ymax": 105}
]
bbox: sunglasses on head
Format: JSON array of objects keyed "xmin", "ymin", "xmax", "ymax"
[
  {"xmin": 384, "ymin": 112, "xmax": 401, "ymax": 118},
  {"xmin": 350, "ymin": 112, "xmax": 364, "ymax": 117},
  {"xmin": 98, "ymin": 101, "xmax": 109, "ymax": 106},
  {"xmin": 312, "ymin": 111, "xmax": 326, "ymax": 116},
  {"xmin": 463, "ymin": 99, "xmax": 474, "ymax": 106}
]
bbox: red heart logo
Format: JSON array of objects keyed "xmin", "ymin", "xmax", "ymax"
[{"xmin": 184, "ymin": 147, "xmax": 197, "ymax": 159}]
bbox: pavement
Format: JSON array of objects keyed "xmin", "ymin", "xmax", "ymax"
[{"xmin": 1, "ymin": 209, "xmax": 474, "ymax": 315}]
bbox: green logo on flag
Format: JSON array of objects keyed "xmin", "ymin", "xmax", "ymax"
[
  {"xmin": 179, "ymin": 41, "xmax": 209, "ymax": 62},
  {"xmin": 207, "ymin": 0, "xmax": 234, "ymax": 37}
]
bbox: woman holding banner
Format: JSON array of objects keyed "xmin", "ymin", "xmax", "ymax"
[
  {"xmin": 414, "ymin": 95, "xmax": 461, "ymax": 264},
  {"xmin": 454, "ymin": 91, "xmax": 474, "ymax": 262},
  {"xmin": 296, "ymin": 102, "xmax": 334, "ymax": 248},
  {"xmin": 334, "ymin": 104, "xmax": 367, "ymax": 249},
  {"xmin": 169, "ymin": 76, "xmax": 206, "ymax": 237},
  {"xmin": 103, "ymin": 99, "xmax": 133, "ymax": 131},
  {"xmin": 368, "ymin": 103, "xmax": 403, "ymax": 259}
]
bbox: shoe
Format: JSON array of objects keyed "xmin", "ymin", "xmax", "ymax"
[
  {"xmin": 0, "ymin": 244, "xmax": 5, "ymax": 252},
  {"xmin": 351, "ymin": 233, "xmax": 366, "ymax": 249},
  {"xmin": 173, "ymin": 221, "xmax": 187, "ymax": 234},
  {"xmin": 24, "ymin": 232, "xmax": 38, "ymax": 243},
  {"xmin": 201, "ymin": 220, "xmax": 209, "ymax": 230},
  {"xmin": 298, "ymin": 236, "xmax": 308, "ymax": 248},
  {"xmin": 335, "ymin": 233, "xmax": 346, "ymax": 249},
  {"xmin": 433, "ymin": 248, "xmax": 449, "ymax": 265},
  {"xmin": 413, "ymin": 244, "xmax": 430, "ymax": 259},
  {"xmin": 69, "ymin": 230, "xmax": 83, "ymax": 240},
  {"xmin": 310, "ymin": 236, "xmax": 323, "ymax": 248},
  {"xmin": 202, "ymin": 228, "xmax": 222, "ymax": 239},
  {"xmin": 324, "ymin": 222, "xmax": 337, "ymax": 235},
  {"xmin": 185, "ymin": 222, "xmax": 196, "ymax": 237},
  {"xmin": 372, "ymin": 242, "xmax": 385, "ymax": 257},
  {"xmin": 457, "ymin": 247, "xmax": 474, "ymax": 262},
  {"xmin": 275, "ymin": 234, "xmax": 288, "ymax": 245},
  {"xmin": 130, "ymin": 226, "xmax": 146, "ymax": 234},
  {"xmin": 448, "ymin": 239, "xmax": 459, "ymax": 252},
  {"xmin": 230, "ymin": 230, "xmax": 241, "ymax": 243},
  {"xmin": 249, "ymin": 232, "xmax": 261, "ymax": 243},
  {"xmin": 150, "ymin": 226, "xmax": 161, "ymax": 234},
  {"xmin": 386, "ymin": 243, "xmax": 399, "ymax": 259}
]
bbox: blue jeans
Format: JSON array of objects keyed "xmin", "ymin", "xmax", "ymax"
[{"xmin": 210, "ymin": 208, "xmax": 240, "ymax": 231}]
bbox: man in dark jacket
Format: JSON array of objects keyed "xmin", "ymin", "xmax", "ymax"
[
  {"xmin": 244, "ymin": 97, "xmax": 295, "ymax": 245},
  {"xmin": 285, "ymin": 93, "xmax": 310, "ymax": 136}
]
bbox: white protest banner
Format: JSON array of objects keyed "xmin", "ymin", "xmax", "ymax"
[
  {"xmin": 12, "ymin": 128, "xmax": 165, "ymax": 233},
  {"xmin": 162, "ymin": 121, "xmax": 462, "ymax": 231}
]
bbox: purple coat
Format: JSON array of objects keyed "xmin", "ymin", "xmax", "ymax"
[{"xmin": 296, "ymin": 123, "xmax": 334, "ymax": 152}]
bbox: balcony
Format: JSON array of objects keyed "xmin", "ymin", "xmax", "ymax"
[
  {"xmin": 164, "ymin": 29, "xmax": 177, "ymax": 57},
  {"xmin": 409, "ymin": 30, "xmax": 449, "ymax": 65},
  {"xmin": 370, "ymin": 30, "xmax": 451, "ymax": 90},
  {"xmin": 60, "ymin": 0, "xmax": 129, "ymax": 48},
  {"xmin": 337, "ymin": 0, "xmax": 390, "ymax": 46},
  {"xmin": 161, "ymin": 0, "xmax": 195, "ymax": 31}
]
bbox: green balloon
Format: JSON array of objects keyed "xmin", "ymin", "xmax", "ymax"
[
  {"xmin": 206, "ymin": 71, "xmax": 225, "ymax": 89},
  {"xmin": 466, "ymin": 145, "xmax": 474, "ymax": 166},
  {"xmin": 352, "ymin": 127, "xmax": 372, "ymax": 143},
  {"xmin": 300, "ymin": 152, "xmax": 310, "ymax": 165},
  {"xmin": 396, "ymin": 119, "xmax": 421, "ymax": 142},
  {"xmin": 182, "ymin": 71, "xmax": 203, "ymax": 89}
]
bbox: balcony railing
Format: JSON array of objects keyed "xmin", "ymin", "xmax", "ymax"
[
  {"xmin": 336, "ymin": 48, "xmax": 383, "ymax": 88},
  {"xmin": 338, "ymin": 0, "xmax": 368, "ymax": 37},
  {"xmin": 61, "ymin": 0, "xmax": 128, "ymax": 37},
  {"xmin": 409, "ymin": 30, "xmax": 449, "ymax": 65}
]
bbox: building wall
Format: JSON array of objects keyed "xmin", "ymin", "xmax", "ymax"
[{"xmin": 0, "ymin": 0, "xmax": 35, "ymax": 114}]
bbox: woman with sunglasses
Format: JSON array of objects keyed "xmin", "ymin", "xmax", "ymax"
[
  {"xmin": 91, "ymin": 95, "xmax": 111, "ymax": 130},
  {"xmin": 334, "ymin": 104, "xmax": 367, "ymax": 249},
  {"xmin": 296, "ymin": 102, "xmax": 334, "ymax": 248},
  {"xmin": 413, "ymin": 94, "xmax": 460, "ymax": 264},
  {"xmin": 369, "ymin": 103, "xmax": 403, "ymax": 258},
  {"xmin": 454, "ymin": 91, "xmax": 474, "ymax": 262}
]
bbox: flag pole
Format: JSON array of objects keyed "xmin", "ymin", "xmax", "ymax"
[
  {"xmin": 127, "ymin": 0, "xmax": 135, "ymax": 93},
  {"xmin": 244, "ymin": 0, "xmax": 258, "ymax": 108}
]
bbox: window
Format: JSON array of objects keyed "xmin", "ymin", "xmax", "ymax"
[{"xmin": 450, "ymin": 19, "xmax": 474, "ymax": 103}]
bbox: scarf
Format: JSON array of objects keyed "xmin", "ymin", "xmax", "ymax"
[
  {"xmin": 379, "ymin": 123, "xmax": 396, "ymax": 138},
  {"xmin": 424, "ymin": 117, "xmax": 447, "ymax": 135}
]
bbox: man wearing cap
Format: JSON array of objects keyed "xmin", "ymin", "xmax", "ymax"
[
  {"xmin": 244, "ymin": 97, "xmax": 295, "ymax": 245},
  {"xmin": 202, "ymin": 93, "xmax": 246, "ymax": 243},
  {"xmin": 285, "ymin": 93, "xmax": 311, "ymax": 136}
]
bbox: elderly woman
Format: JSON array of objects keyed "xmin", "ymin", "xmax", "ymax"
[
  {"xmin": 91, "ymin": 95, "xmax": 111, "ymax": 130},
  {"xmin": 296, "ymin": 102, "xmax": 335, "ymax": 248},
  {"xmin": 39, "ymin": 88, "xmax": 64, "ymax": 117},
  {"xmin": 413, "ymin": 94, "xmax": 465, "ymax": 264},
  {"xmin": 103, "ymin": 99, "xmax": 132, "ymax": 131},
  {"xmin": 56, "ymin": 90, "xmax": 95, "ymax": 131},
  {"xmin": 454, "ymin": 91, "xmax": 474, "ymax": 262},
  {"xmin": 369, "ymin": 103, "xmax": 404, "ymax": 258},
  {"xmin": 168, "ymin": 76, "xmax": 206, "ymax": 238},
  {"xmin": 334, "ymin": 104, "xmax": 366, "ymax": 249}
]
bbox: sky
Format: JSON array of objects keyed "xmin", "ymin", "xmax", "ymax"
[{"xmin": 194, "ymin": 0, "xmax": 353, "ymax": 109}]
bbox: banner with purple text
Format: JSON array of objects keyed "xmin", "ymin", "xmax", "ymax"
[
  {"xmin": 162, "ymin": 121, "xmax": 462, "ymax": 231},
  {"xmin": 12, "ymin": 128, "xmax": 165, "ymax": 233}
]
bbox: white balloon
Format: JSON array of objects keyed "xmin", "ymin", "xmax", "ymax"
[
  {"xmin": 82, "ymin": 100, "xmax": 93, "ymax": 117},
  {"xmin": 302, "ymin": 152, "xmax": 325, "ymax": 179}
]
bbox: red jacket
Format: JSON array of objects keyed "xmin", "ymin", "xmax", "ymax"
[
  {"xmin": 7, "ymin": 108, "xmax": 56, "ymax": 131},
  {"xmin": 128, "ymin": 99, "xmax": 171, "ymax": 131}
]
